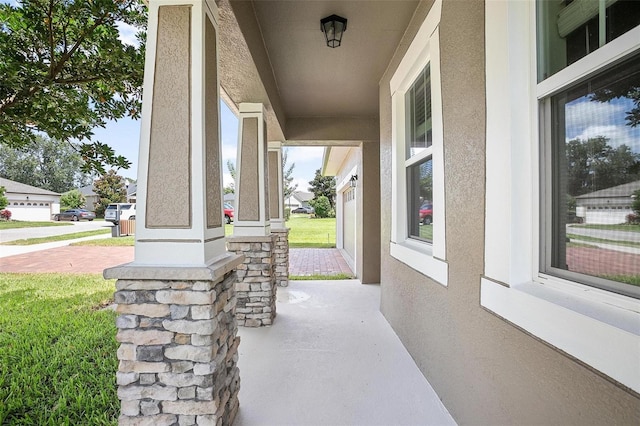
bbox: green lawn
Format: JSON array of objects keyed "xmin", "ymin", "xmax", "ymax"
[
  {"xmin": 569, "ymin": 224, "xmax": 640, "ymax": 233},
  {"xmin": 67, "ymin": 216, "xmax": 336, "ymax": 248},
  {"xmin": 286, "ymin": 215, "xmax": 336, "ymax": 248},
  {"xmin": 71, "ymin": 235, "xmax": 135, "ymax": 246},
  {"xmin": 0, "ymin": 273, "xmax": 118, "ymax": 425},
  {"xmin": 2, "ymin": 229, "xmax": 111, "ymax": 245},
  {"xmin": 0, "ymin": 221, "xmax": 71, "ymax": 230}
]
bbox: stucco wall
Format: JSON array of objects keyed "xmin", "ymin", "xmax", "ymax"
[{"xmin": 378, "ymin": 1, "xmax": 640, "ymax": 424}]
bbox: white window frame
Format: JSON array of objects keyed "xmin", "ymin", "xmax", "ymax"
[
  {"xmin": 389, "ymin": 0, "xmax": 447, "ymax": 286},
  {"xmin": 481, "ymin": 0, "xmax": 640, "ymax": 393}
]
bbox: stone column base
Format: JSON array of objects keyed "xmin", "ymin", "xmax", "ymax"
[
  {"xmin": 105, "ymin": 255, "xmax": 244, "ymax": 426},
  {"xmin": 272, "ymin": 228, "xmax": 290, "ymax": 287},
  {"xmin": 226, "ymin": 235, "xmax": 277, "ymax": 327}
]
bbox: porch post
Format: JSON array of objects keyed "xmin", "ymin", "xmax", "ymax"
[
  {"xmin": 227, "ymin": 103, "xmax": 278, "ymax": 326},
  {"xmin": 104, "ymin": 1, "xmax": 243, "ymax": 424},
  {"xmin": 268, "ymin": 141, "xmax": 290, "ymax": 287}
]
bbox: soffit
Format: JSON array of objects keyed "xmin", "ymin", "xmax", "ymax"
[{"xmin": 243, "ymin": 0, "xmax": 419, "ymax": 119}]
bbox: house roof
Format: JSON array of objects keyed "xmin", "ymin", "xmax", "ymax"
[
  {"xmin": 0, "ymin": 177, "xmax": 60, "ymax": 196},
  {"xmin": 292, "ymin": 191, "xmax": 314, "ymax": 202},
  {"xmin": 79, "ymin": 184, "xmax": 97, "ymax": 196},
  {"xmin": 224, "ymin": 193, "xmax": 235, "ymax": 201},
  {"xmin": 575, "ymin": 180, "xmax": 640, "ymax": 199}
]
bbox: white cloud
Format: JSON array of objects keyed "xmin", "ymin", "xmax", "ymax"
[
  {"xmin": 291, "ymin": 178, "xmax": 310, "ymax": 193},
  {"xmin": 116, "ymin": 21, "xmax": 139, "ymax": 47},
  {"xmin": 565, "ymin": 98, "xmax": 627, "ymax": 132},
  {"xmin": 570, "ymin": 124, "xmax": 640, "ymax": 152},
  {"xmin": 221, "ymin": 144, "xmax": 237, "ymax": 164},
  {"xmin": 223, "ymin": 172, "xmax": 233, "ymax": 188}
]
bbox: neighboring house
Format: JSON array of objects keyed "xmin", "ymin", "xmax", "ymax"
[
  {"xmin": 126, "ymin": 183, "xmax": 137, "ymax": 203},
  {"xmin": 0, "ymin": 177, "xmax": 60, "ymax": 221},
  {"xmin": 322, "ymin": 146, "xmax": 360, "ymax": 274},
  {"xmin": 285, "ymin": 191, "xmax": 313, "ymax": 209},
  {"xmin": 223, "ymin": 192, "xmax": 235, "ymax": 208},
  {"xmin": 106, "ymin": 1, "xmax": 640, "ymax": 424},
  {"xmin": 576, "ymin": 180, "xmax": 640, "ymax": 224},
  {"xmin": 78, "ymin": 184, "xmax": 98, "ymax": 210}
]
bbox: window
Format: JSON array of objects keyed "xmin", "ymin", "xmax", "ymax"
[
  {"xmin": 389, "ymin": 0, "xmax": 446, "ymax": 285},
  {"xmin": 539, "ymin": 2, "xmax": 640, "ymax": 298},
  {"xmin": 482, "ymin": 0, "xmax": 640, "ymax": 394}
]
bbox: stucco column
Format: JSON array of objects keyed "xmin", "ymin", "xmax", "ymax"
[
  {"xmin": 105, "ymin": 1, "xmax": 244, "ymax": 424},
  {"xmin": 228, "ymin": 103, "xmax": 278, "ymax": 324},
  {"xmin": 234, "ymin": 103, "xmax": 270, "ymax": 237},
  {"xmin": 133, "ymin": 0, "xmax": 226, "ymax": 267},
  {"xmin": 267, "ymin": 141, "xmax": 285, "ymax": 229}
]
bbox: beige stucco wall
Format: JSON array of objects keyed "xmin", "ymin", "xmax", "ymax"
[{"xmin": 378, "ymin": 1, "xmax": 640, "ymax": 424}]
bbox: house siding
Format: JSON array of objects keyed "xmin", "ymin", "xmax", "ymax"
[{"xmin": 379, "ymin": 1, "xmax": 640, "ymax": 424}]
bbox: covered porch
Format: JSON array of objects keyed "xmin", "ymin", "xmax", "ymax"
[{"xmin": 236, "ymin": 279, "xmax": 454, "ymax": 425}]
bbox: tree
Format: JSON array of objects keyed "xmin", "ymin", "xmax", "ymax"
[
  {"xmin": 282, "ymin": 149, "xmax": 297, "ymax": 199},
  {"xmin": 632, "ymin": 189, "xmax": 640, "ymax": 216},
  {"xmin": 309, "ymin": 195, "xmax": 331, "ymax": 218},
  {"xmin": 0, "ymin": 135, "xmax": 93, "ymax": 193},
  {"xmin": 308, "ymin": 169, "xmax": 336, "ymax": 208},
  {"xmin": 0, "ymin": 186, "xmax": 7, "ymax": 210},
  {"xmin": 0, "ymin": 0, "xmax": 147, "ymax": 173},
  {"xmin": 93, "ymin": 170, "xmax": 126, "ymax": 217},
  {"xmin": 61, "ymin": 189, "xmax": 86, "ymax": 209},
  {"xmin": 225, "ymin": 160, "xmax": 236, "ymax": 194},
  {"xmin": 565, "ymin": 137, "xmax": 640, "ymax": 197}
]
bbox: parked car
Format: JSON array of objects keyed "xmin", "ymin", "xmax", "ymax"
[
  {"xmin": 105, "ymin": 203, "xmax": 136, "ymax": 224},
  {"xmin": 54, "ymin": 209, "xmax": 96, "ymax": 222},
  {"xmin": 419, "ymin": 202, "xmax": 432, "ymax": 225},
  {"xmin": 224, "ymin": 203, "xmax": 234, "ymax": 224},
  {"xmin": 292, "ymin": 206, "xmax": 314, "ymax": 214}
]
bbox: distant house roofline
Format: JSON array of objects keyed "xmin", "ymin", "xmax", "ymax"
[{"xmin": 0, "ymin": 177, "xmax": 60, "ymax": 196}]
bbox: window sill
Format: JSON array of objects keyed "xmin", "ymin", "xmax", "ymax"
[
  {"xmin": 390, "ymin": 241, "xmax": 448, "ymax": 286},
  {"xmin": 480, "ymin": 277, "xmax": 640, "ymax": 393}
]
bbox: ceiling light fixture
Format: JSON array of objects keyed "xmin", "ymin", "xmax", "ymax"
[{"xmin": 320, "ymin": 14, "xmax": 347, "ymax": 48}]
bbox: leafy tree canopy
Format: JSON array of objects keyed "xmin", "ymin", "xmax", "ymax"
[
  {"xmin": 308, "ymin": 169, "xmax": 336, "ymax": 208},
  {"xmin": 93, "ymin": 169, "xmax": 126, "ymax": 216},
  {"xmin": 309, "ymin": 195, "xmax": 332, "ymax": 218},
  {"xmin": 0, "ymin": 186, "xmax": 8, "ymax": 210},
  {"xmin": 0, "ymin": 0, "xmax": 147, "ymax": 174},
  {"xmin": 60, "ymin": 188, "xmax": 85, "ymax": 209},
  {"xmin": 0, "ymin": 135, "xmax": 93, "ymax": 193},
  {"xmin": 566, "ymin": 136, "xmax": 640, "ymax": 197},
  {"xmin": 282, "ymin": 149, "xmax": 297, "ymax": 199}
]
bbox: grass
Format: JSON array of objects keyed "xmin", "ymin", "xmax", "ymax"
[
  {"xmin": 290, "ymin": 273, "xmax": 354, "ymax": 280},
  {"xmin": 569, "ymin": 224, "xmax": 640, "ymax": 233},
  {"xmin": 0, "ymin": 273, "xmax": 118, "ymax": 425},
  {"xmin": 567, "ymin": 233, "xmax": 640, "ymax": 248},
  {"xmin": 0, "ymin": 221, "xmax": 71, "ymax": 230},
  {"xmin": 1, "ymin": 229, "xmax": 111, "ymax": 245},
  {"xmin": 286, "ymin": 215, "xmax": 336, "ymax": 248},
  {"xmin": 71, "ymin": 236, "xmax": 135, "ymax": 247}
]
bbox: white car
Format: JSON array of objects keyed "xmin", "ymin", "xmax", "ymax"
[{"xmin": 105, "ymin": 203, "xmax": 136, "ymax": 224}]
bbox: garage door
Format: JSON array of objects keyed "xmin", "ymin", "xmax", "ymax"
[
  {"xmin": 342, "ymin": 187, "xmax": 356, "ymax": 270},
  {"xmin": 7, "ymin": 202, "xmax": 52, "ymax": 221}
]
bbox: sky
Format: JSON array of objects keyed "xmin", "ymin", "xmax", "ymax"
[
  {"xmin": 94, "ymin": 102, "xmax": 324, "ymax": 193},
  {"xmin": 1, "ymin": 0, "xmax": 324, "ymax": 192}
]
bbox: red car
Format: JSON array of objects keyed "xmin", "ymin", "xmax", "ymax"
[
  {"xmin": 224, "ymin": 203, "xmax": 234, "ymax": 224},
  {"xmin": 419, "ymin": 202, "xmax": 432, "ymax": 225}
]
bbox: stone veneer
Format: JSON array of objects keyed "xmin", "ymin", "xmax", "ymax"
[
  {"xmin": 272, "ymin": 228, "xmax": 290, "ymax": 287},
  {"xmin": 226, "ymin": 235, "xmax": 277, "ymax": 327},
  {"xmin": 106, "ymin": 256, "xmax": 243, "ymax": 426}
]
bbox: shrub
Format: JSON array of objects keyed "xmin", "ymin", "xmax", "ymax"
[
  {"xmin": 626, "ymin": 213, "xmax": 640, "ymax": 224},
  {"xmin": 0, "ymin": 186, "xmax": 7, "ymax": 210},
  {"xmin": 310, "ymin": 195, "xmax": 331, "ymax": 218},
  {"xmin": 0, "ymin": 209, "xmax": 11, "ymax": 220},
  {"xmin": 60, "ymin": 189, "xmax": 86, "ymax": 209},
  {"xmin": 284, "ymin": 207, "xmax": 291, "ymax": 221}
]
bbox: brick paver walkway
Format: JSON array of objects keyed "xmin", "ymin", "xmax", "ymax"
[
  {"xmin": 0, "ymin": 246, "xmax": 134, "ymax": 274},
  {"xmin": 289, "ymin": 248, "xmax": 353, "ymax": 277},
  {"xmin": 0, "ymin": 246, "xmax": 353, "ymax": 277}
]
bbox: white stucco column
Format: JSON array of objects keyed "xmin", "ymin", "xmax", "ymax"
[
  {"xmin": 233, "ymin": 103, "xmax": 271, "ymax": 236},
  {"xmin": 268, "ymin": 141, "xmax": 285, "ymax": 229},
  {"xmin": 132, "ymin": 0, "xmax": 227, "ymax": 266}
]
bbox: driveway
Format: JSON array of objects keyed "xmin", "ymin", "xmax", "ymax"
[{"xmin": 0, "ymin": 220, "xmax": 113, "ymax": 243}]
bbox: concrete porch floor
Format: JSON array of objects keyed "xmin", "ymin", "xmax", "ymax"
[{"xmin": 235, "ymin": 280, "xmax": 456, "ymax": 426}]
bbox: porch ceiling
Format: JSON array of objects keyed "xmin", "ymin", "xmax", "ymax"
[{"xmin": 222, "ymin": 0, "xmax": 419, "ymax": 142}]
